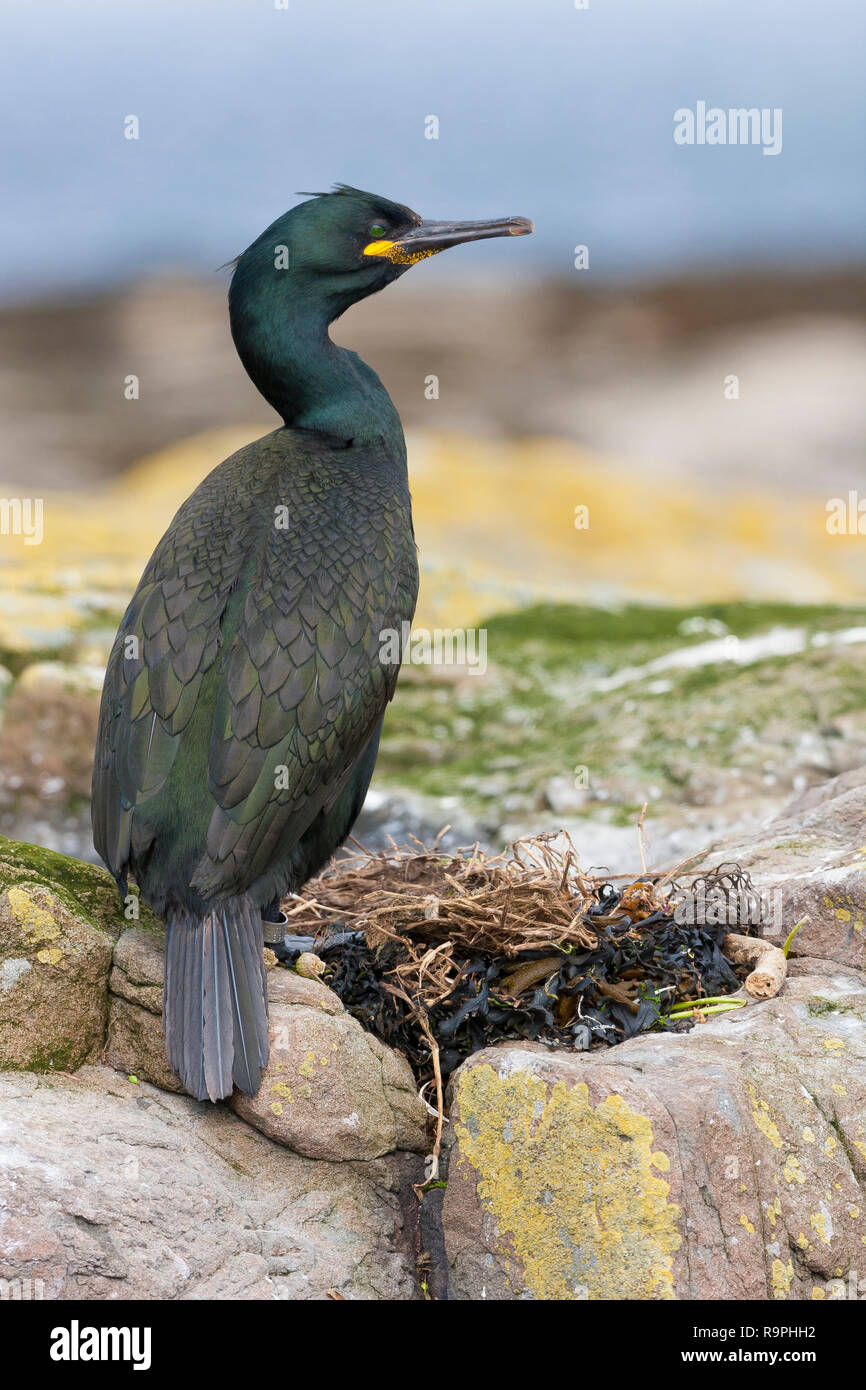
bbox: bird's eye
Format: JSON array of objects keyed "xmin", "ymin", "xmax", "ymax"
[{"xmin": 367, "ymin": 222, "xmax": 387, "ymax": 239}]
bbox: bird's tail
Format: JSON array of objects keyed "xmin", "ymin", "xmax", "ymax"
[{"xmin": 163, "ymin": 899, "xmax": 269, "ymax": 1102}]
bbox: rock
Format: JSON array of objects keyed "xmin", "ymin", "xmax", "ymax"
[
  {"xmin": 442, "ymin": 972, "xmax": 866, "ymax": 1300},
  {"xmin": 71, "ymin": 626, "xmax": 120, "ymax": 666},
  {"xmin": 0, "ymin": 837, "xmax": 126, "ymax": 1072},
  {"xmin": 105, "ymin": 924, "xmax": 428, "ymax": 1160},
  {"xmin": 0, "ymin": 838, "xmax": 144, "ymax": 940},
  {"xmin": 543, "ymin": 776, "xmax": 590, "ymax": 816},
  {"xmin": 0, "ymin": 593, "xmax": 83, "ymax": 662},
  {"xmin": 6, "ymin": 757, "xmax": 866, "ymax": 1303},
  {"xmin": 107, "ymin": 996, "xmax": 183, "ymax": 1094},
  {"xmin": 0, "ymin": 842, "xmax": 429, "ymax": 1299},
  {"xmin": 230, "ymin": 1000, "xmax": 427, "ymax": 1161},
  {"xmin": 266, "ymin": 965, "xmax": 345, "ymax": 1014},
  {"xmin": 106, "ymin": 927, "xmax": 183, "ymax": 1093},
  {"xmin": 0, "ymin": 1065, "xmax": 423, "ymax": 1300},
  {"xmin": 109, "ymin": 925, "xmax": 165, "ymax": 1014},
  {"xmin": 355, "ymin": 785, "xmax": 492, "ymax": 854},
  {"xmin": 15, "ymin": 661, "xmax": 106, "ymax": 695},
  {"xmin": 0, "ymin": 671, "xmax": 101, "ymax": 862},
  {"xmin": 694, "ymin": 766, "xmax": 866, "ymax": 972}
]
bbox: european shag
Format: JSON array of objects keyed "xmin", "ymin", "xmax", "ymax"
[{"xmin": 92, "ymin": 185, "xmax": 533, "ymax": 1101}]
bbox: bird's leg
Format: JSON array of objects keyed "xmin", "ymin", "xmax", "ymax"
[
  {"xmin": 262, "ymin": 903, "xmax": 366, "ymax": 965},
  {"xmin": 261, "ymin": 900, "xmax": 292, "ymax": 957},
  {"xmin": 259, "ymin": 898, "xmax": 319, "ymax": 961},
  {"xmin": 269, "ymin": 934, "xmax": 319, "ymax": 963}
]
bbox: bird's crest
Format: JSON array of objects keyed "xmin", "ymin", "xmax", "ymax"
[{"xmin": 297, "ymin": 184, "xmax": 421, "ymax": 226}]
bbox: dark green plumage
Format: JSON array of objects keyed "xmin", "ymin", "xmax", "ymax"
[{"xmin": 91, "ymin": 185, "xmax": 532, "ymax": 1101}]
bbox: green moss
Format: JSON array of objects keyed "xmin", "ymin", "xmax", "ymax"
[
  {"xmin": 0, "ymin": 836, "xmax": 164, "ymax": 943},
  {"xmin": 807, "ymin": 998, "xmax": 839, "ymax": 1018},
  {"xmin": 772, "ymin": 839, "xmax": 820, "ymax": 855},
  {"xmin": 480, "ymin": 600, "xmax": 866, "ymax": 670},
  {"xmin": 378, "ymin": 601, "xmax": 866, "ymax": 825},
  {"xmin": 806, "ymin": 997, "xmax": 861, "ymax": 1020},
  {"xmin": 15, "ymin": 1038, "xmax": 90, "ymax": 1075}
]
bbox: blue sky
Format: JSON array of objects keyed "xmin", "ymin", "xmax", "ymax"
[{"xmin": 1, "ymin": 0, "xmax": 864, "ymax": 297}]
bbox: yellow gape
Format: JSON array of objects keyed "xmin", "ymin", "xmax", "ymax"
[{"xmin": 362, "ymin": 239, "xmax": 440, "ymax": 266}]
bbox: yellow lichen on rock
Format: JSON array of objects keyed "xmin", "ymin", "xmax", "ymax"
[
  {"xmin": 6, "ymin": 885, "xmax": 60, "ymax": 944},
  {"xmin": 771, "ymin": 1257, "xmax": 794, "ymax": 1299},
  {"xmin": 7, "ymin": 425, "xmax": 866, "ymax": 645},
  {"xmin": 454, "ymin": 1064, "xmax": 681, "ymax": 1300},
  {"xmin": 810, "ymin": 1209, "xmax": 831, "ymax": 1244},
  {"xmin": 820, "ymin": 892, "xmax": 866, "ymax": 934},
  {"xmin": 748, "ymin": 1086, "xmax": 784, "ymax": 1149},
  {"xmin": 783, "ymin": 1154, "xmax": 807, "ymax": 1185}
]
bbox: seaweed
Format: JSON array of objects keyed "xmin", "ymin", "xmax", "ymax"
[{"xmin": 278, "ymin": 833, "xmax": 762, "ymax": 1091}]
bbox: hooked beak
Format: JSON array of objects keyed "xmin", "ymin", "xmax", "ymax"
[{"xmin": 364, "ymin": 215, "xmax": 534, "ymax": 265}]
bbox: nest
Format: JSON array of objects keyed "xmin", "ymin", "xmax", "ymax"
[{"xmin": 282, "ymin": 832, "xmax": 764, "ymax": 1096}]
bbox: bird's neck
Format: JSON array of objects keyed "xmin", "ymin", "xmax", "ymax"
[{"xmin": 231, "ymin": 294, "xmax": 404, "ymax": 450}]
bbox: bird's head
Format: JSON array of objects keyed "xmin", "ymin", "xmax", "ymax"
[{"xmin": 229, "ymin": 185, "xmax": 533, "ymax": 325}]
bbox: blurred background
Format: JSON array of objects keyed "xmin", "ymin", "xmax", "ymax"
[{"xmin": 1, "ymin": 0, "xmax": 864, "ymax": 872}]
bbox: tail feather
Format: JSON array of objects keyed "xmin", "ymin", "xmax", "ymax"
[
  {"xmin": 233, "ymin": 902, "xmax": 270, "ymax": 1061},
  {"xmin": 164, "ymin": 901, "xmax": 269, "ymax": 1102},
  {"xmin": 203, "ymin": 918, "xmax": 232, "ymax": 1100}
]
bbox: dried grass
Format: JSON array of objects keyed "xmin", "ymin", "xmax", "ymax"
[{"xmin": 284, "ymin": 829, "xmax": 706, "ymax": 1019}]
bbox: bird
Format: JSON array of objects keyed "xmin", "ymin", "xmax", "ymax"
[{"xmin": 91, "ymin": 185, "xmax": 533, "ymax": 1102}]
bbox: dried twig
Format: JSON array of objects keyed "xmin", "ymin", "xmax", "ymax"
[{"xmin": 637, "ymin": 801, "xmax": 649, "ymax": 876}]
